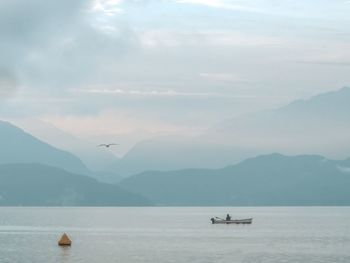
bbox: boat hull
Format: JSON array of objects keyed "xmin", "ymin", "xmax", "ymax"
[{"xmin": 210, "ymin": 218, "xmax": 253, "ymax": 224}]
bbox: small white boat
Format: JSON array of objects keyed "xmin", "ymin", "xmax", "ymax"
[{"xmin": 210, "ymin": 217, "xmax": 253, "ymax": 224}]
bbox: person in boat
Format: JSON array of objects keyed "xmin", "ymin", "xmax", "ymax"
[{"xmin": 226, "ymin": 214, "xmax": 231, "ymax": 221}]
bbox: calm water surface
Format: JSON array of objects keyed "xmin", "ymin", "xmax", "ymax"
[{"xmin": 0, "ymin": 207, "xmax": 349, "ymax": 263}]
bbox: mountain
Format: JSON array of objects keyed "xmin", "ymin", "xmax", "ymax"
[
  {"xmin": 113, "ymin": 87, "xmax": 350, "ymax": 175},
  {"xmin": 92, "ymin": 170, "xmax": 124, "ymax": 184},
  {"xmin": 11, "ymin": 118, "xmax": 120, "ymax": 172},
  {"xmin": 0, "ymin": 120, "xmax": 89, "ymax": 175},
  {"xmin": 108, "ymin": 135, "xmax": 254, "ymax": 176},
  {"xmin": 206, "ymin": 86, "xmax": 350, "ymax": 158},
  {"xmin": 120, "ymin": 153, "xmax": 350, "ymax": 206},
  {"xmin": 0, "ymin": 163, "xmax": 151, "ymax": 206}
]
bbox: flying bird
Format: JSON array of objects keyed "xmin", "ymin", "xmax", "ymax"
[{"xmin": 98, "ymin": 143, "xmax": 119, "ymax": 148}]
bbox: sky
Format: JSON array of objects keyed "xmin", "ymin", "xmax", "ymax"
[{"xmin": 1, "ymin": 0, "xmax": 350, "ymax": 144}]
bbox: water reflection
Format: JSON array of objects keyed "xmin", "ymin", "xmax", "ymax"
[{"xmin": 59, "ymin": 244, "xmax": 72, "ymax": 262}]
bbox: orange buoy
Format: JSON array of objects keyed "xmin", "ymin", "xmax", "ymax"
[{"xmin": 58, "ymin": 233, "xmax": 72, "ymax": 246}]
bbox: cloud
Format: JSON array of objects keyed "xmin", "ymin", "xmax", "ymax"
[
  {"xmin": 0, "ymin": 0, "xmax": 136, "ymax": 92},
  {"xmin": 0, "ymin": 68, "xmax": 18, "ymax": 99},
  {"xmin": 71, "ymin": 87, "xmax": 287, "ymax": 100},
  {"xmin": 294, "ymin": 47, "xmax": 350, "ymax": 67},
  {"xmin": 1, "ymin": 0, "xmax": 350, "ymax": 140},
  {"xmin": 71, "ymin": 88, "xmax": 226, "ymax": 97},
  {"xmin": 297, "ymin": 60, "xmax": 350, "ymax": 67},
  {"xmin": 41, "ymin": 110, "xmax": 194, "ymax": 136},
  {"xmin": 176, "ymin": 0, "xmax": 260, "ymax": 12},
  {"xmin": 199, "ymin": 73, "xmax": 247, "ymax": 82},
  {"xmin": 91, "ymin": 0, "xmax": 124, "ymax": 15},
  {"xmin": 139, "ymin": 29, "xmax": 284, "ymax": 48},
  {"xmin": 337, "ymin": 165, "xmax": 350, "ymax": 173}
]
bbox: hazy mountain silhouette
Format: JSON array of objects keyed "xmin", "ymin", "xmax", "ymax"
[
  {"xmin": 109, "ymin": 135, "xmax": 254, "ymax": 176},
  {"xmin": 0, "ymin": 120, "xmax": 90, "ymax": 175},
  {"xmin": 120, "ymin": 153, "xmax": 350, "ymax": 206},
  {"xmin": 0, "ymin": 163, "xmax": 150, "ymax": 206},
  {"xmin": 113, "ymin": 87, "xmax": 350, "ymax": 175},
  {"xmin": 12, "ymin": 118, "xmax": 120, "ymax": 172},
  {"xmin": 209, "ymin": 86, "xmax": 350, "ymax": 158}
]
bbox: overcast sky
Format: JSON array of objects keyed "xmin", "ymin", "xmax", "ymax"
[{"xmin": 1, "ymin": 0, "xmax": 350, "ymax": 138}]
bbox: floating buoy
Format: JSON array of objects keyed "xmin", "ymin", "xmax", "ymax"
[{"xmin": 58, "ymin": 233, "xmax": 72, "ymax": 246}]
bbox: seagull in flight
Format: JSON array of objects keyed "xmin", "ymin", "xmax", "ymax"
[{"xmin": 98, "ymin": 143, "xmax": 119, "ymax": 148}]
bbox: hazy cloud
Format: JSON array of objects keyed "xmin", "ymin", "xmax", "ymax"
[
  {"xmin": 0, "ymin": 0, "xmax": 137, "ymax": 91},
  {"xmin": 176, "ymin": 0, "xmax": 261, "ymax": 12},
  {"xmin": 72, "ymin": 88, "xmax": 227, "ymax": 97},
  {"xmin": 337, "ymin": 165, "xmax": 350, "ymax": 173},
  {"xmin": 0, "ymin": 69, "xmax": 18, "ymax": 99},
  {"xmin": 199, "ymin": 73, "xmax": 247, "ymax": 83},
  {"xmin": 297, "ymin": 61, "xmax": 350, "ymax": 67},
  {"xmin": 1, "ymin": 0, "xmax": 350, "ymax": 139},
  {"xmin": 139, "ymin": 29, "xmax": 284, "ymax": 48}
]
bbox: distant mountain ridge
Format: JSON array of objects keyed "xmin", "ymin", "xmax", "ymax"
[
  {"xmin": 113, "ymin": 87, "xmax": 350, "ymax": 175},
  {"xmin": 214, "ymin": 86, "xmax": 350, "ymax": 132},
  {"xmin": 0, "ymin": 163, "xmax": 151, "ymax": 206},
  {"xmin": 278, "ymin": 86, "xmax": 350, "ymax": 119},
  {"xmin": 120, "ymin": 153, "xmax": 350, "ymax": 206},
  {"xmin": 108, "ymin": 136, "xmax": 245, "ymax": 176},
  {"xmin": 11, "ymin": 118, "xmax": 121, "ymax": 172},
  {"xmin": 0, "ymin": 120, "xmax": 90, "ymax": 175}
]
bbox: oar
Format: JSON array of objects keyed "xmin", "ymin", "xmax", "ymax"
[{"xmin": 215, "ymin": 217, "xmax": 224, "ymax": 220}]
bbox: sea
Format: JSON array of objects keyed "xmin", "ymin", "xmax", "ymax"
[{"xmin": 0, "ymin": 207, "xmax": 349, "ymax": 263}]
